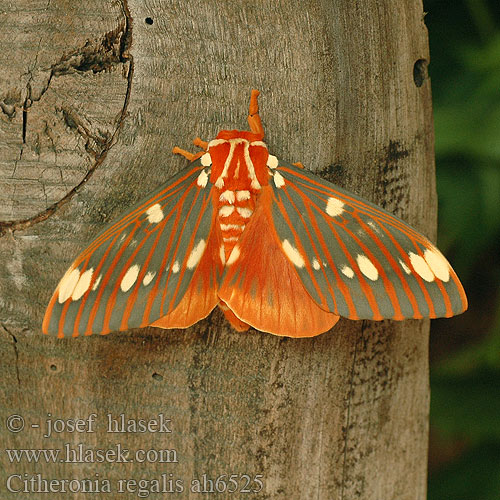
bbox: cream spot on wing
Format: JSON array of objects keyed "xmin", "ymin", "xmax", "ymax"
[
  {"xmin": 219, "ymin": 245, "xmax": 226, "ymax": 265},
  {"xmin": 341, "ymin": 265, "xmax": 354, "ymax": 278},
  {"xmin": 356, "ymin": 254, "xmax": 379, "ymax": 281},
  {"xmin": 399, "ymin": 259, "xmax": 411, "ymax": 274},
  {"xmin": 326, "ymin": 197, "xmax": 345, "ymax": 217},
  {"xmin": 201, "ymin": 153, "xmax": 212, "ymax": 166},
  {"xmin": 282, "ymin": 239, "xmax": 305, "ymax": 268},
  {"xmin": 92, "ymin": 274, "xmax": 102, "ymax": 291},
  {"xmin": 312, "ymin": 258, "xmax": 321, "ymax": 270},
  {"xmin": 121, "ymin": 264, "xmax": 140, "ymax": 292},
  {"xmin": 146, "ymin": 203, "xmax": 164, "ymax": 224},
  {"xmin": 71, "ymin": 268, "xmax": 94, "ymax": 301},
  {"xmin": 267, "ymin": 155, "xmax": 278, "ymax": 169},
  {"xmin": 215, "ymin": 177, "xmax": 224, "ymax": 189},
  {"xmin": 236, "ymin": 190, "xmax": 251, "ymax": 201},
  {"xmin": 143, "ymin": 271, "xmax": 156, "ymax": 286},
  {"xmin": 273, "ymin": 171, "xmax": 285, "ymax": 188},
  {"xmin": 58, "ymin": 268, "xmax": 81, "ymax": 303},
  {"xmin": 172, "ymin": 261, "xmax": 180, "ymax": 273},
  {"xmin": 197, "ymin": 170, "xmax": 209, "ymax": 187},
  {"xmin": 219, "ymin": 205, "xmax": 235, "ymax": 218},
  {"xmin": 424, "ymin": 248, "xmax": 450, "ymax": 282},
  {"xmin": 223, "ymin": 236, "xmax": 239, "ymax": 242},
  {"xmin": 219, "ymin": 190, "xmax": 235, "ymax": 204},
  {"xmin": 237, "ymin": 207, "xmax": 253, "ymax": 218},
  {"xmin": 187, "ymin": 239, "xmax": 206, "ymax": 269},
  {"xmin": 409, "ymin": 252, "xmax": 434, "ymax": 282},
  {"xmin": 227, "ymin": 245, "xmax": 240, "ymax": 265}
]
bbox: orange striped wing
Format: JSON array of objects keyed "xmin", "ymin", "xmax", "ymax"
[
  {"xmin": 263, "ymin": 162, "xmax": 467, "ymax": 322},
  {"xmin": 43, "ymin": 163, "xmax": 222, "ymax": 337}
]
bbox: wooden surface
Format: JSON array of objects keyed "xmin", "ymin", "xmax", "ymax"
[{"xmin": 0, "ymin": 1, "xmax": 434, "ymax": 498}]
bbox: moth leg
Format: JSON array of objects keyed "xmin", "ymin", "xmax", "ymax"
[
  {"xmin": 293, "ymin": 162, "xmax": 305, "ymax": 169},
  {"xmin": 248, "ymin": 89, "xmax": 265, "ymax": 139},
  {"xmin": 172, "ymin": 146, "xmax": 205, "ymax": 162},
  {"xmin": 193, "ymin": 137, "xmax": 209, "ymax": 150}
]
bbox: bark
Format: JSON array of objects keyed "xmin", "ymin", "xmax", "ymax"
[{"xmin": 0, "ymin": 1, "xmax": 434, "ymax": 498}]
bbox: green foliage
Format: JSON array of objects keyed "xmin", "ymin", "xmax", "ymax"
[
  {"xmin": 425, "ymin": 1, "xmax": 500, "ymax": 499},
  {"xmin": 429, "ymin": 443, "xmax": 500, "ymax": 500}
]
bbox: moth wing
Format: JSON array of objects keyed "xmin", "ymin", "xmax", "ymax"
[
  {"xmin": 43, "ymin": 163, "xmax": 222, "ymax": 337},
  {"xmin": 218, "ymin": 185, "xmax": 340, "ymax": 338},
  {"xmin": 268, "ymin": 162, "xmax": 467, "ymax": 321}
]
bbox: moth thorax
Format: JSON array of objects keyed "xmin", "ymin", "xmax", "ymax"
[{"xmin": 208, "ymin": 136, "xmax": 270, "ymax": 190}]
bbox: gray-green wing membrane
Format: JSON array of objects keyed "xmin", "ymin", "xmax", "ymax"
[
  {"xmin": 43, "ymin": 163, "xmax": 218, "ymax": 337},
  {"xmin": 269, "ymin": 162, "xmax": 468, "ymax": 320}
]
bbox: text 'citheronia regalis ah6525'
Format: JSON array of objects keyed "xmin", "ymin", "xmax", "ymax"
[{"xmin": 43, "ymin": 90, "xmax": 467, "ymax": 338}]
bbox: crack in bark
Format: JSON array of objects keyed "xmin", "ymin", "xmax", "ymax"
[
  {"xmin": 56, "ymin": 106, "xmax": 111, "ymax": 159},
  {"xmin": 0, "ymin": 0, "xmax": 134, "ymax": 237},
  {"xmin": 340, "ymin": 322, "xmax": 365, "ymax": 498},
  {"xmin": 1, "ymin": 324, "xmax": 21, "ymax": 386}
]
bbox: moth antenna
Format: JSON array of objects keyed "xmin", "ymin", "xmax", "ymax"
[{"xmin": 248, "ymin": 89, "xmax": 264, "ymax": 139}]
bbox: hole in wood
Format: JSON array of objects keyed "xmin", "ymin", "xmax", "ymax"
[
  {"xmin": 145, "ymin": 17, "xmax": 154, "ymax": 25},
  {"xmin": 152, "ymin": 372, "xmax": 163, "ymax": 381},
  {"xmin": 50, "ymin": 364, "xmax": 58, "ymax": 371},
  {"xmin": 413, "ymin": 59, "xmax": 428, "ymax": 87}
]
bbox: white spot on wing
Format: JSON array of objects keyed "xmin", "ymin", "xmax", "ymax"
[
  {"xmin": 312, "ymin": 259, "xmax": 321, "ymax": 270},
  {"xmin": 356, "ymin": 254, "xmax": 379, "ymax": 281},
  {"xmin": 146, "ymin": 204, "xmax": 164, "ymax": 224},
  {"xmin": 172, "ymin": 261, "xmax": 180, "ymax": 273},
  {"xmin": 326, "ymin": 197, "xmax": 345, "ymax": 217},
  {"xmin": 236, "ymin": 190, "xmax": 251, "ymax": 201},
  {"xmin": 273, "ymin": 172, "xmax": 285, "ymax": 188},
  {"xmin": 341, "ymin": 265, "xmax": 354, "ymax": 278},
  {"xmin": 220, "ymin": 245, "xmax": 226, "ymax": 265},
  {"xmin": 237, "ymin": 207, "xmax": 253, "ymax": 218},
  {"xmin": 71, "ymin": 268, "xmax": 94, "ymax": 301},
  {"xmin": 143, "ymin": 271, "xmax": 156, "ymax": 286},
  {"xmin": 282, "ymin": 239, "xmax": 305, "ymax": 268},
  {"xmin": 121, "ymin": 264, "xmax": 140, "ymax": 292},
  {"xmin": 227, "ymin": 245, "xmax": 240, "ymax": 265},
  {"xmin": 187, "ymin": 239, "xmax": 206, "ymax": 269},
  {"xmin": 197, "ymin": 170, "xmax": 208, "ymax": 188},
  {"xmin": 409, "ymin": 252, "xmax": 434, "ymax": 282},
  {"xmin": 219, "ymin": 205, "xmax": 234, "ymax": 218},
  {"xmin": 267, "ymin": 155, "xmax": 278, "ymax": 169},
  {"xmin": 424, "ymin": 248, "xmax": 450, "ymax": 282},
  {"xmin": 201, "ymin": 153, "xmax": 212, "ymax": 166},
  {"xmin": 58, "ymin": 268, "xmax": 81, "ymax": 303},
  {"xmin": 399, "ymin": 259, "xmax": 411, "ymax": 274},
  {"xmin": 92, "ymin": 274, "xmax": 102, "ymax": 291},
  {"xmin": 219, "ymin": 190, "xmax": 235, "ymax": 203}
]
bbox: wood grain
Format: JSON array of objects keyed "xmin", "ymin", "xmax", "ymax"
[{"xmin": 0, "ymin": 1, "xmax": 434, "ymax": 498}]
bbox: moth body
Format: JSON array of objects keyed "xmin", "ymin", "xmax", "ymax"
[{"xmin": 43, "ymin": 90, "xmax": 467, "ymax": 338}]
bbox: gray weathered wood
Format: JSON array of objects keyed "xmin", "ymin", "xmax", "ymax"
[{"xmin": 0, "ymin": 1, "xmax": 434, "ymax": 498}]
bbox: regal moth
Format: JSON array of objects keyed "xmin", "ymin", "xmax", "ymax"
[{"xmin": 43, "ymin": 90, "xmax": 467, "ymax": 338}]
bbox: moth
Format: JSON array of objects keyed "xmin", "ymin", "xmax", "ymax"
[{"xmin": 43, "ymin": 90, "xmax": 467, "ymax": 338}]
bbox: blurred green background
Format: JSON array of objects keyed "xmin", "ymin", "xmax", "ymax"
[{"xmin": 424, "ymin": 1, "xmax": 500, "ymax": 498}]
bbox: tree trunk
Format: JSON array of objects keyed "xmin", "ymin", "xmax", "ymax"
[{"xmin": 0, "ymin": 1, "xmax": 434, "ymax": 498}]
